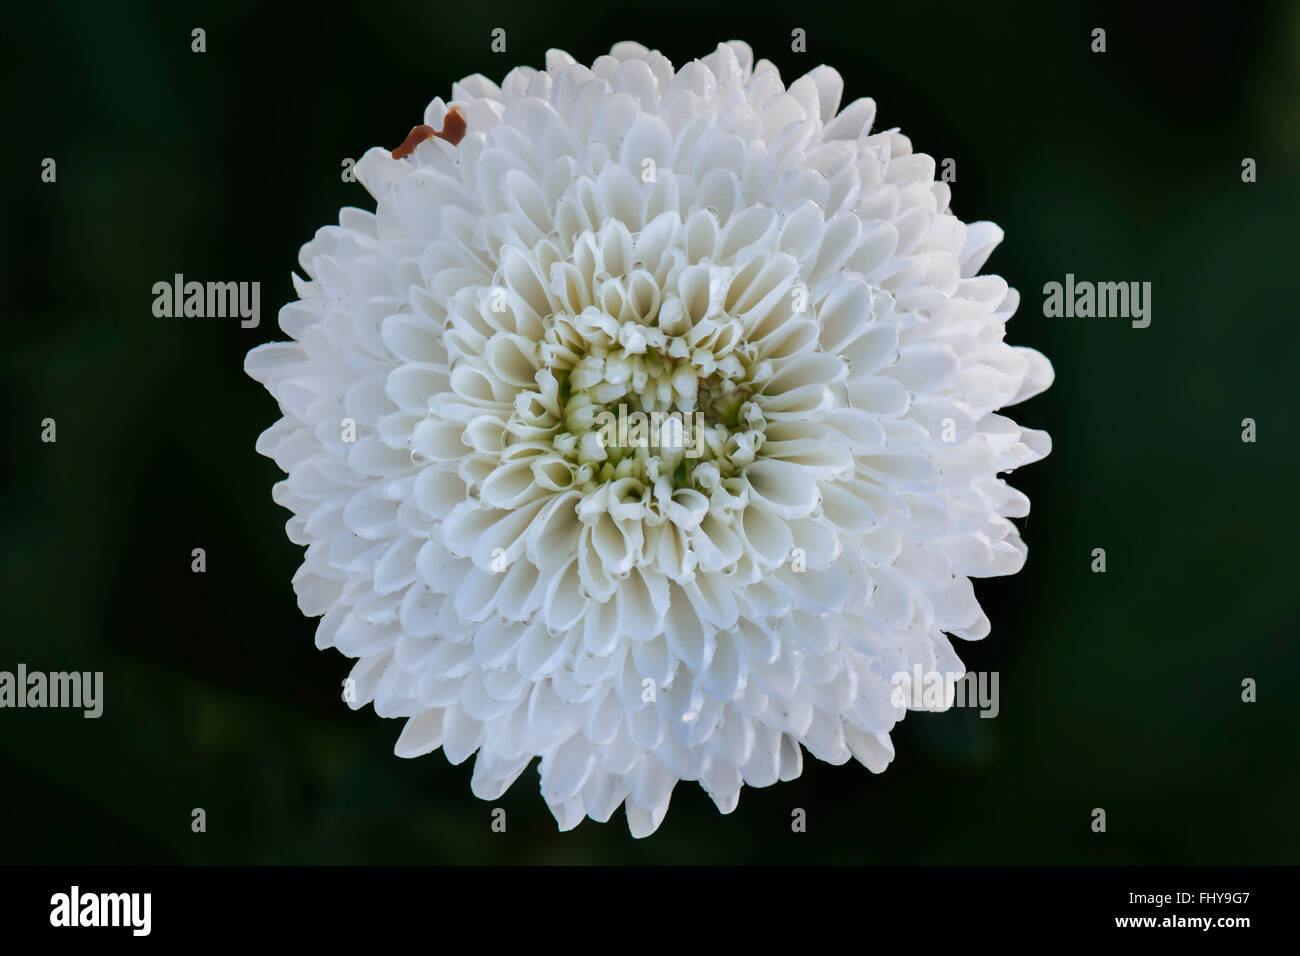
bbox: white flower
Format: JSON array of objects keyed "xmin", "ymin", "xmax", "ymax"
[{"xmin": 245, "ymin": 41, "xmax": 1053, "ymax": 837}]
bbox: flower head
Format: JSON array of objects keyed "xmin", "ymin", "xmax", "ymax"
[{"xmin": 246, "ymin": 41, "xmax": 1053, "ymax": 837}]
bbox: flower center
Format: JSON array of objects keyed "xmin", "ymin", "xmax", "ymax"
[
  {"xmin": 530, "ymin": 301, "xmax": 771, "ymax": 494},
  {"xmin": 476, "ymin": 220, "xmax": 812, "ymax": 576}
]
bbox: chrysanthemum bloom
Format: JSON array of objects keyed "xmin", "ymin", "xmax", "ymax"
[{"xmin": 246, "ymin": 41, "xmax": 1052, "ymax": 837}]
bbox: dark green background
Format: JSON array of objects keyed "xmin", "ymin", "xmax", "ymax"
[{"xmin": 3, "ymin": 0, "xmax": 1297, "ymax": 863}]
